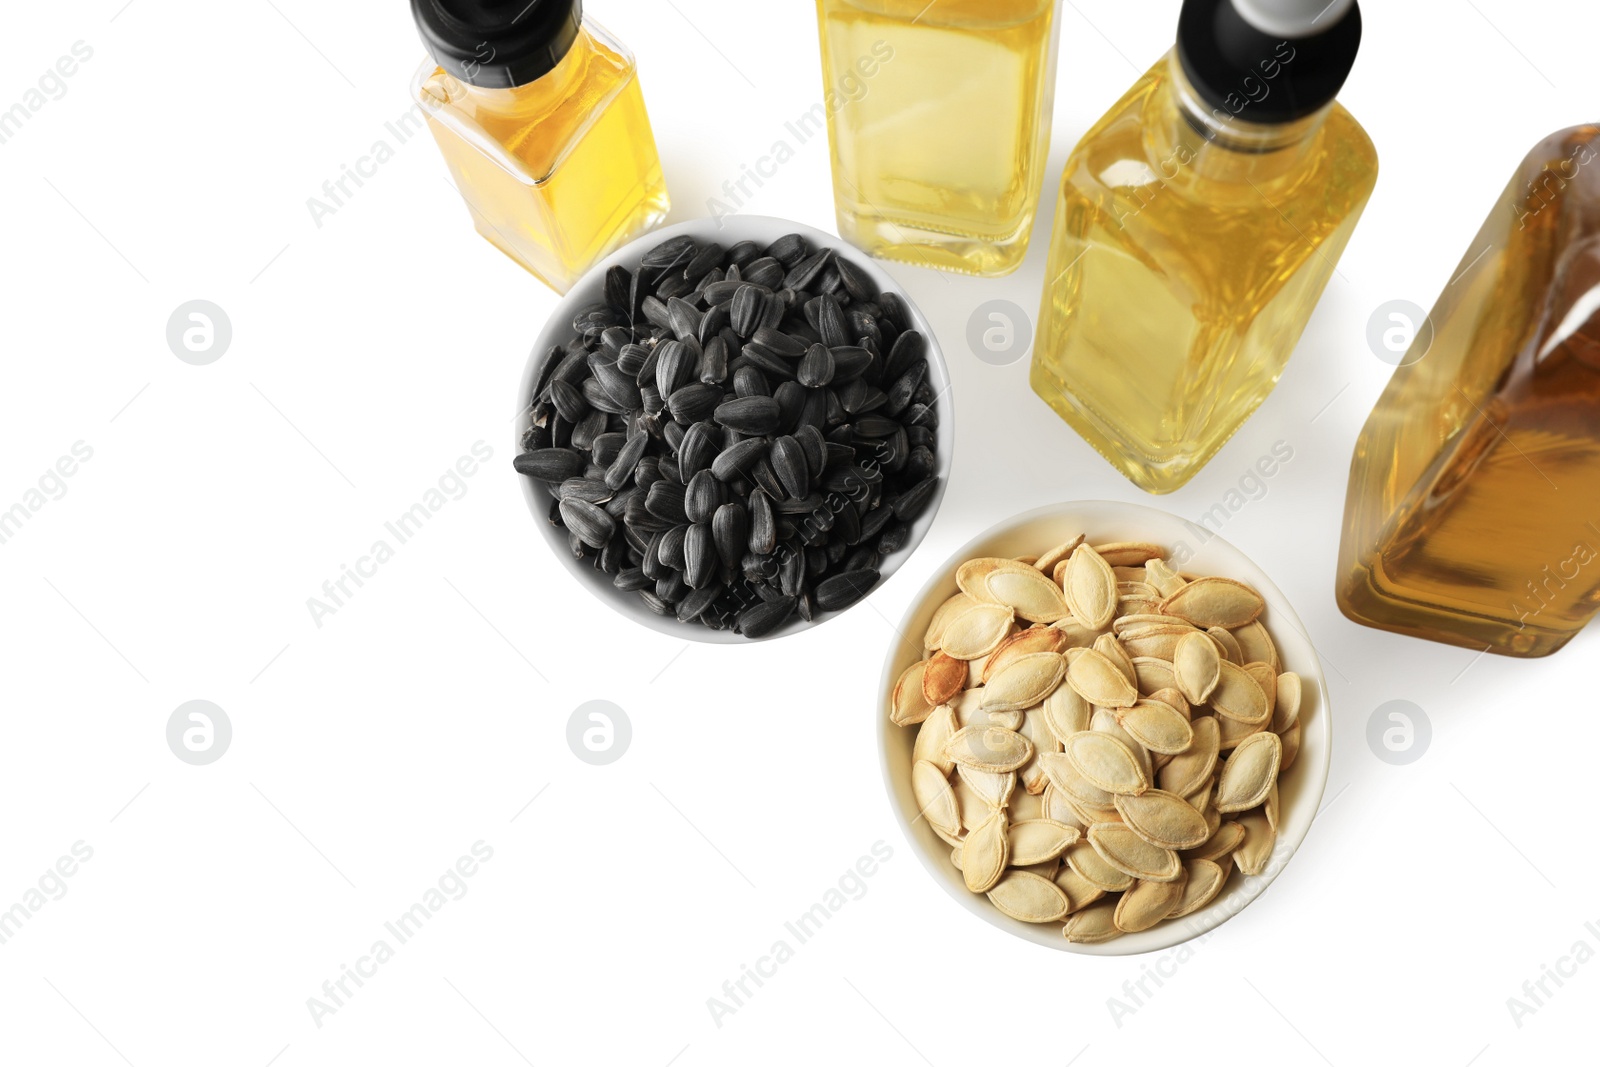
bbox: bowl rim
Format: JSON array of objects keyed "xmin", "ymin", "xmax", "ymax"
[
  {"xmin": 876, "ymin": 500, "xmax": 1332, "ymax": 955},
  {"xmin": 515, "ymin": 214, "xmax": 955, "ymax": 644}
]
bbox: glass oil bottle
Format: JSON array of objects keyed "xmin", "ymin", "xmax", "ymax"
[
  {"xmin": 411, "ymin": 0, "xmax": 669, "ymax": 293},
  {"xmin": 1030, "ymin": 0, "xmax": 1376, "ymax": 493},
  {"xmin": 1338, "ymin": 125, "xmax": 1600, "ymax": 658},
  {"xmin": 814, "ymin": 0, "xmax": 1062, "ymax": 277}
]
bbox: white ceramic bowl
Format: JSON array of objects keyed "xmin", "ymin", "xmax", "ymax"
[
  {"xmin": 516, "ymin": 216, "xmax": 954, "ymax": 643},
  {"xmin": 878, "ymin": 501, "xmax": 1330, "ymax": 954}
]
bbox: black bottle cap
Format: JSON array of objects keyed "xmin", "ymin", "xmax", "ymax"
[
  {"xmin": 412, "ymin": 0, "xmax": 583, "ymax": 89},
  {"xmin": 1176, "ymin": 0, "xmax": 1361, "ymax": 125}
]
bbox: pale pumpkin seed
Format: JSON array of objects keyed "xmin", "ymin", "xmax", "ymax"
[
  {"xmin": 946, "ymin": 726, "xmax": 1034, "ymax": 773},
  {"xmin": 1207, "ymin": 625, "xmax": 1244, "ymax": 663},
  {"xmin": 1064, "ymin": 732, "xmax": 1149, "ymax": 796},
  {"xmin": 1209, "ymin": 660, "xmax": 1270, "ymax": 725},
  {"xmin": 1159, "ymin": 716, "xmax": 1220, "ymax": 797},
  {"xmin": 1066, "ymin": 649, "xmax": 1139, "ymax": 708},
  {"xmin": 1159, "ymin": 577, "xmax": 1265, "ymax": 628},
  {"xmin": 986, "ymin": 565, "xmax": 1073, "ymax": 624},
  {"xmin": 1173, "ymin": 631, "xmax": 1221, "ymax": 704},
  {"xmin": 923, "ymin": 592, "xmax": 977, "ymax": 650},
  {"xmin": 1087, "ymin": 823, "xmax": 1182, "ymax": 883},
  {"xmin": 1042, "ymin": 683, "xmax": 1093, "ymax": 746},
  {"xmin": 891, "ymin": 660, "xmax": 934, "ymax": 726},
  {"xmin": 1114, "ymin": 875, "xmax": 1187, "ymax": 932},
  {"xmin": 1169, "ymin": 859, "xmax": 1227, "ymax": 918},
  {"xmin": 956, "ymin": 764, "xmax": 1016, "ymax": 810},
  {"xmin": 912, "ymin": 704, "xmax": 958, "ymax": 774},
  {"xmin": 1184, "ymin": 819, "xmax": 1245, "ymax": 863},
  {"xmin": 962, "ymin": 809, "xmax": 1010, "ymax": 893},
  {"xmin": 939, "ymin": 602, "xmax": 1016, "ymax": 659},
  {"xmin": 1034, "ymin": 536, "xmax": 1086, "ymax": 575},
  {"xmin": 1065, "ymin": 839, "xmax": 1135, "ymax": 892},
  {"xmin": 988, "ymin": 870, "xmax": 1071, "ymax": 922},
  {"xmin": 1094, "ymin": 542, "xmax": 1166, "ymax": 567},
  {"xmin": 1215, "ymin": 731, "xmax": 1282, "ymax": 813},
  {"xmin": 1062, "ymin": 899, "xmax": 1122, "ymax": 943},
  {"xmin": 980, "ymin": 652, "xmax": 1066, "ymax": 712},
  {"xmin": 1116, "ymin": 700, "xmax": 1194, "ymax": 755},
  {"xmin": 1064, "ymin": 545, "xmax": 1117, "ymax": 631},
  {"xmin": 1231, "ymin": 620, "xmax": 1279, "ymax": 670},
  {"xmin": 1007, "ymin": 819, "xmax": 1081, "ymax": 865},
  {"xmin": 1234, "ymin": 811, "xmax": 1276, "ymax": 876},
  {"xmin": 1053, "ymin": 864, "xmax": 1107, "ymax": 913},
  {"xmin": 1114, "ymin": 789, "xmax": 1212, "ymax": 850},
  {"xmin": 911, "ymin": 761, "xmax": 959, "ymax": 838},
  {"xmin": 982, "ymin": 625, "xmax": 1069, "ymax": 683},
  {"xmin": 1272, "ymin": 671, "xmax": 1302, "ymax": 733}
]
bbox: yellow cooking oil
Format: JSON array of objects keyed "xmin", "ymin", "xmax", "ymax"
[
  {"xmin": 416, "ymin": 22, "xmax": 668, "ymax": 293},
  {"xmin": 815, "ymin": 0, "xmax": 1061, "ymax": 276},
  {"xmin": 1030, "ymin": 53, "xmax": 1377, "ymax": 493}
]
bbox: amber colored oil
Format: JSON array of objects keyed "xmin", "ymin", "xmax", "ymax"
[
  {"xmin": 418, "ymin": 22, "xmax": 669, "ymax": 293},
  {"xmin": 1338, "ymin": 125, "xmax": 1600, "ymax": 658},
  {"xmin": 815, "ymin": 0, "xmax": 1060, "ymax": 276},
  {"xmin": 1029, "ymin": 54, "xmax": 1377, "ymax": 493}
]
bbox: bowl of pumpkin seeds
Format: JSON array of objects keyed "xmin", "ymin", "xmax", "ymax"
[
  {"xmin": 514, "ymin": 216, "xmax": 952, "ymax": 641},
  {"xmin": 879, "ymin": 501, "xmax": 1330, "ymax": 954}
]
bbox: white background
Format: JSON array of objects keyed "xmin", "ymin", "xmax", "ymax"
[{"xmin": 2, "ymin": 1, "xmax": 1596, "ymax": 1064}]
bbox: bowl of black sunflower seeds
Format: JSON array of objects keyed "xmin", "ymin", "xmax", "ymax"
[{"xmin": 514, "ymin": 216, "xmax": 953, "ymax": 641}]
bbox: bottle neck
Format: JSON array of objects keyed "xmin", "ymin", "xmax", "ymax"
[{"xmin": 1152, "ymin": 51, "xmax": 1330, "ymax": 185}]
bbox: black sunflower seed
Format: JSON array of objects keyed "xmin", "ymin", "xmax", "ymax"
[
  {"xmin": 784, "ymin": 248, "xmax": 832, "ymax": 290},
  {"xmin": 666, "ymin": 382, "xmax": 722, "ymax": 424},
  {"xmin": 677, "ymin": 422, "xmax": 719, "ymax": 480},
  {"xmin": 667, "ymin": 297, "xmax": 702, "ymax": 342},
  {"xmin": 752, "ymin": 326, "xmax": 807, "ymax": 358},
  {"xmin": 714, "ymin": 396, "xmax": 782, "ymax": 435},
  {"xmin": 676, "ymin": 583, "xmax": 721, "ymax": 622},
  {"xmin": 733, "ymin": 364, "xmax": 770, "ymax": 398},
  {"xmin": 730, "ymin": 285, "xmax": 767, "ymax": 337},
  {"xmin": 890, "ymin": 476, "xmax": 938, "ymax": 521},
  {"xmin": 614, "ymin": 566, "xmax": 650, "ymax": 592},
  {"xmin": 514, "ymin": 447, "xmax": 585, "ymax": 482},
  {"xmin": 641, "ymin": 235, "xmax": 696, "ymax": 270},
  {"xmin": 743, "ymin": 257, "xmax": 785, "ymax": 289},
  {"xmin": 685, "ymin": 470, "xmax": 723, "ymax": 524},
  {"xmin": 797, "ymin": 344, "xmax": 834, "ymax": 388},
  {"xmin": 765, "ymin": 232, "xmax": 808, "ymax": 267},
  {"xmin": 645, "ymin": 481, "xmax": 689, "ymax": 524},
  {"xmin": 748, "ymin": 488, "xmax": 776, "ymax": 554},
  {"xmin": 683, "ymin": 523, "xmax": 717, "ymax": 589},
  {"xmin": 815, "ymin": 569, "xmax": 879, "ymax": 612},
  {"xmin": 736, "ymin": 595, "xmax": 795, "ymax": 638},
  {"xmin": 771, "ymin": 436, "xmax": 808, "ymax": 500},
  {"xmin": 835, "ymin": 256, "xmax": 876, "ymax": 302},
  {"xmin": 713, "ymin": 502, "xmax": 748, "ymax": 570},
  {"xmin": 711, "ymin": 436, "xmax": 767, "ymax": 481},
  {"xmin": 559, "ymin": 498, "xmax": 615, "ymax": 550}
]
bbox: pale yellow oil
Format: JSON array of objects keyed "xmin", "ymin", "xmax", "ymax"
[
  {"xmin": 1030, "ymin": 54, "xmax": 1378, "ymax": 493},
  {"xmin": 1338, "ymin": 125, "xmax": 1600, "ymax": 658},
  {"xmin": 815, "ymin": 0, "xmax": 1060, "ymax": 276},
  {"xmin": 420, "ymin": 23, "xmax": 669, "ymax": 293}
]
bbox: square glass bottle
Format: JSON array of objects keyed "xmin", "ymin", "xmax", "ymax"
[
  {"xmin": 814, "ymin": 0, "xmax": 1062, "ymax": 277},
  {"xmin": 412, "ymin": 0, "xmax": 669, "ymax": 293}
]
